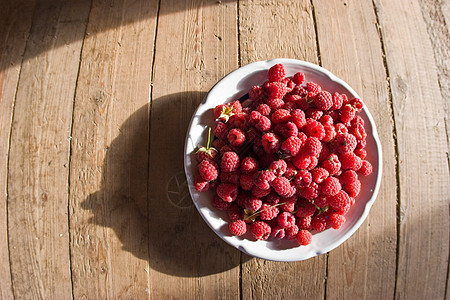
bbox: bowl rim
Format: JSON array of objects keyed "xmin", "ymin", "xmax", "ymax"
[{"xmin": 184, "ymin": 58, "xmax": 383, "ymax": 261}]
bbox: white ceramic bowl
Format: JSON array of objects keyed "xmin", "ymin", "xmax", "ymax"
[{"xmin": 184, "ymin": 59, "xmax": 382, "ymax": 261}]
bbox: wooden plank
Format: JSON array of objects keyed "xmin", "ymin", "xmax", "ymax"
[
  {"xmin": 373, "ymin": 0, "xmax": 450, "ymax": 298},
  {"xmin": 68, "ymin": 0, "xmax": 158, "ymax": 298},
  {"xmin": 312, "ymin": 0, "xmax": 397, "ymax": 298},
  {"xmin": 238, "ymin": 1, "xmax": 327, "ymax": 299},
  {"xmin": 6, "ymin": 0, "xmax": 90, "ymax": 298},
  {"xmin": 0, "ymin": 1, "xmax": 35, "ymax": 298},
  {"xmin": 148, "ymin": 0, "xmax": 240, "ymax": 298}
]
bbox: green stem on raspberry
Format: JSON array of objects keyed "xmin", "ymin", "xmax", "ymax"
[{"xmin": 244, "ymin": 202, "xmax": 287, "ymax": 221}]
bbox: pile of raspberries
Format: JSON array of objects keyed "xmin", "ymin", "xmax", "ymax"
[{"xmin": 193, "ymin": 63, "xmax": 373, "ymax": 246}]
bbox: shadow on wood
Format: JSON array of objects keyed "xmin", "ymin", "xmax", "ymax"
[{"xmin": 81, "ymin": 92, "xmax": 246, "ymax": 278}]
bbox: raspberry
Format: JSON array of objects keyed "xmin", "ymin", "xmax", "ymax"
[
  {"xmin": 291, "ymin": 109, "xmax": 306, "ymax": 129},
  {"xmin": 229, "ymin": 112, "xmax": 249, "ymax": 129},
  {"xmin": 292, "ymin": 84, "xmax": 308, "ymax": 97},
  {"xmin": 221, "ymin": 151, "xmax": 240, "ymax": 172},
  {"xmin": 340, "ymin": 152, "xmax": 362, "ymax": 171},
  {"xmin": 244, "ymin": 196, "xmax": 263, "ymax": 212},
  {"xmin": 311, "ymin": 214, "xmax": 328, "ymax": 232},
  {"xmin": 261, "ymin": 132, "xmax": 281, "ymax": 154},
  {"xmin": 213, "ymin": 121, "xmax": 229, "ymax": 140},
  {"xmin": 292, "ymin": 72, "xmax": 305, "ymax": 85},
  {"xmin": 313, "ymin": 194, "xmax": 328, "ymax": 208},
  {"xmin": 269, "ymin": 159, "xmax": 287, "ymax": 177},
  {"xmin": 220, "ymin": 171, "xmax": 240, "ymax": 185},
  {"xmin": 320, "ymin": 114, "xmax": 334, "ymax": 125},
  {"xmin": 328, "ymin": 190, "xmax": 351, "ymax": 211},
  {"xmin": 350, "ymin": 97, "xmax": 364, "ymax": 112},
  {"xmin": 249, "ymin": 85, "xmax": 263, "ymax": 100},
  {"xmin": 335, "ymin": 133, "xmax": 357, "ymax": 154},
  {"xmin": 297, "ymin": 230, "xmax": 312, "ymax": 245},
  {"xmin": 334, "ymin": 123, "xmax": 348, "ymax": 135},
  {"xmin": 280, "ymin": 195, "xmax": 297, "ymax": 212},
  {"xmin": 306, "ymin": 108, "xmax": 324, "ymax": 120},
  {"xmin": 294, "ymin": 169, "xmax": 312, "ymax": 187},
  {"xmin": 314, "ymin": 91, "xmax": 333, "ymax": 110},
  {"xmin": 276, "ymin": 122, "xmax": 299, "ymax": 139},
  {"xmin": 320, "ymin": 176, "xmax": 341, "ymax": 196},
  {"xmin": 303, "ymin": 118, "xmax": 325, "ymax": 140},
  {"xmin": 327, "ymin": 213, "xmax": 345, "ymax": 229},
  {"xmin": 227, "ymin": 128, "xmax": 246, "ymax": 147},
  {"xmin": 284, "ymin": 162, "xmax": 297, "ymax": 179},
  {"xmin": 212, "ymin": 195, "xmax": 231, "ymax": 210},
  {"xmin": 322, "ymin": 123, "xmax": 336, "ymax": 143},
  {"xmin": 229, "ymin": 220, "xmax": 247, "ymax": 236},
  {"xmin": 281, "ymin": 136, "xmax": 302, "ymax": 156},
  {"xmin": 228, "ymin": 204, "xmax": 243, "ymax": 221},
  {"xmin": 344, "ymin": 179, "xmax": 361, "ymax": 197},
  {"xmin": 282, "ymin": 101, "xmax": 297, "ymax": 113},
  {"xmin": 266, "ymin": 97, "xmax": 285, "ymax": 110},
  {"xmin": 271, "ymin": 109, "xmax": 291, "ymax": 124},
  {"xmin": 358, "ymin": 160, "xmax": 373, "ymax": 176},
  {"xmin": 292, "ymin": 152, "xmax": 313, "ymax": 170},
  {"xmin": 349, "ymin": 123, "xmax": 367, "ymax": 141},
  {"xmin": 252, "ymin": 185, "xmax": 271, "ymax": 198},
  {"xmin": 271, "ymin": 177, "xmax": 292, "ymax": 197},
  {"xmin": 266, "ymin": 192, "xmax": 281, "ymax": 205},
  {"xmin": 285, "ymin": 224, "xmax": 299, "ymax": 240},
  {"xmin": 354, "ymin": 148, "xmax": 367, "ymax": 159},
  {"xmin": 277, "ymin": 212, "xmax": 296, "ymax": 228},
  {"xmin": 306, "ymin": 156, "xmax": 319, "ymax": 170},
  {"xmin": 303, "ymin": 137, "xmax": 323, "ymax": 157},
  {"xmin": 311, "ymin": 167, "xmax": 329, "ymax": 184},
  {"xmin": 298, "ymin": 181, "xmax": 320, "ymax": 199},
  {"xmin": 271, "ymin": 225, "xmax": 286, "ymax": 239},
  {"xmin": 267, "ymin": 82, "xmax": 288, "ymax": 99},
  {"xmin": 254, "ymin": 170, "xmax": 276, "ymax": 190},
  {"xmin": 240, "ymin": 156, "xmax": 259, "ymax": 174},
  {"xmin": 267, "ymin": 63, "xmax": 286, "ymax": 82},
  {"xmin": 334, "ymin": 201, "xmax": 351, "ymax": 215},
  {"xmin": 295, "ymin": 200, "xmax": 316, "ymax": 217},
  {"xmin": 306, "ymin": 82, "xmax": 322, "ymax": 98},
  {"xmin": 217, "ymin": 183, "xmax": 238, "ymax": 202},
  {"xmin": 318, "ymin": 143, "xmax": 331, "ymax": 162},
  {"xmin": 212, "ymin": 138, "xmax": 226, "ymax": 151},
  {"xmin": 251, "ymin": 221, "xmax": 271, "ymax": 240},
  {"xmin": 198, "ymin": 159, "xmax": 219, "ymax": 181},
  {"xmin": 259, "ymin": 203, "xmax": 280, "ymax": 220},
  {"xmin": 257, "ymin": 103, "xmax": 271, "ymax": 116},
  {"xmin": 285, "ymin": 94, "xmax": 302, "ymax": 104},
  {"xmin": 297, "ymin": 216, "xmax": 312, "ymax": 231},
  {"xmin": 332, "ymin": 92, "xmax": 344, "ymax": 110},
  {"xmin": 340, "ymin": 170, "xmax": 358, "ymax": 185},
  {"xmin": 239, "ymin": 173, "xmax": 254, "ymax": 191},
  {"xmin": 255, "ymin": 115, "xmax": 271, "ymax": 132},
  {"xmin": 340, "ymin": 104, "xmax": 356, "ymax": 123},
  {"xmin": 194, "ymin": 175, "xmax": 210, "ymax": 192}
]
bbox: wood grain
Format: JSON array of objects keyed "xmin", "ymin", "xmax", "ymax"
[
  {"xmin": 312, "ymin": 0, "xmax": 397, "ymax": 298},
  {"xmin": 147, "ymin": 0, "xmax": 240, "ymax": 298},
  {"xmin": 69, "ymin": 0, "xmax": 158, "ymax": 298},
  {"xmin": 238, "ymin": 1, "xmax": 327, "ymax": 299},
  {"xmin": 6, "ymin": 0, "xmax": 90, "ymax": 298},
  {"xmin": 373, "ymin": 0, "xmax": 450, "ymax": 298},
  {"xmin": 0, "ymin": 1, "xmax": 35, "ymax": 298}
]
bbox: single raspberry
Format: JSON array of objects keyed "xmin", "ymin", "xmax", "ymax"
[
  {"xmin": 240, "ymin": 156, "xmax": 259, "ymax": 174},
  {"xmin": 311, "ymin": 214, "xmax": 328, "ymax": 232},
  {"xmin": 303, "ymin": 118, "xmax": 325, "ymax": 140},
  {"xmin": 257, "ymin": 103, "xmax": 271, "ymax": 116},
  {"xmin": 229, "ymin": 112, "xmax": 249, "ymax": 129},
  {"xmin": 306, "ymin": 82, "xmax": 322, "ymax": 98},
  {"xmin": 277, "ymin": 211, "xmax": 296, "ymax": 228},
  {"xmin": 271, "ymin": 225, "xmax": 286, "ymax": 239},
  {"xmin": 340, "ymin": 170, "xmax": 358, "ymax": 185},
  {"xmin": 294, "ymin": 169, "xmax": 312, "ymax": 187},
  {"xmin": 314, "ymin": 91, "xmax": 333, "ymax": 110},
  {"xmin": 261, "ymin": 132, "xmax": 281, "ymax": 154},
  {"xmin": 221, "ymin": 151, "xmax": 240, "ymax": 172},
  {"xmin": 249, "ymin": 85, "xmax": 263, "ymax": 100},
  {"xmin": 212, "ymin": 195, "xmax": 231, "ymax": 210},
  {"xmin": 313, "ymin": 194, "xmax": 328, "ymax": 208},
  {"xmin": 292, "ymin": 152, "xmax": 312, "ymax": 169},
  {"xmin": 229, "ymin": 220, "xmax": 247, "ymax": 236},
  {"xmin": 340, "ymin": 104, "xmax": 356, "ymax": 123},
  {"xmin": 292, "ymin": 72, "xmax": 305, "ymax": 85},
  {"xmin": 331, "ymin": 92, "xmax": 344, "ymax": 110},
  {"xmin": 327, "ymin": 213, "xmax": 345, "ymax": 229},
  {"xmin": 291, "ymin": 84, "xmax": 308, "ymax": 97},
  {"xmin": 297, "ymin": 182, "xmax": 319, "ymax": 199},
  {"xmin": 194, "ymin": 175, "xmax": 210, "ymax": 192},
  {"xmin": 244, "ymin": 196, "xmax": 263, "ymax": 212},
  {"xmin": 227, "ymin": 128, "xmax": 246, "ymax": 147},
  {"xmin": 239, "ymin": 173, "xmax": 254, "ymax": 191},
  {"xmin": 335, "ymin": 133, "xmax": 357, "ymax": 154},
  {"xmin": 196, "ymin": 128, "xmax": 218, "ymax": 162},
  {"xmin": 306, "ymin": 108, "xmax": 324, "ymax": 120},
  {"xmin": 322, "ymin": 123, "xmax": 336, "ymax": 143},
  {"xmin": 266, "ymin": 192, "xmax": 281, "ymax": 205},
  {"xmin": 297, "ymin": 216, "xmax": 312, "ymax": 231},
  {"xmin": 281, "ymin": 136, "xmax": 302, "ymax": 156},
  {"xmin": 284, "ymin": 162, "xmax": 297, "ymax": 179},
  {"xmin": 340, "ymin": 152, "xmax": 362, "ymax": 171},
  {"xmin": 295, "ymin": 200, "xmax": 317, "ymax": 217},
  {"xmin": 259, "ymin": 203, "xmax": 280, "ymax": 220},
  {"xmin": 228, "ymin": 204, "xmax": 243, "ymax": 221},
  {"xmin": 320, "ymin": 176, "xmax": 341, "ymax": 197},
  {"xmin": 291, "ymin": 109, "xmax": 306, "ymax": 129},
  {"xmin": 251, "ymin": 221, "xmax": 272, "ymax": 240},
  {"xmin": 266, "ymin": 97, "xmax": 285, "ymax": 110},
  {"xmin": 311, "ymin": 167, "xmax": 329, "ymax": 184},
  {"xmin": 269, "ymin": 160, "xmax": 287, "ymax": 177},
  {"xmin": 285, "ymin": 224, "xmax": 299, "ymax": 240},
  {"xmin": 252, "ymin": 185, "xmax": 271, "ymax": 198},
  {"xmin": 341, "ymin": 94, "xmax": 349, "ymax": 105},
  {"xmin": 297, "ymin": 97, "xmax": 310, "ymax": 110},
  {"xmin": 303, "ymin": 137, "xmax": 323, "ymax": 157},
  {"xmin": 198, "ymin": 159, "xmax": 219, "ymax": 181},
  {"xmin": 254, "ymin": 170, "xmax": 276, "ymax": 190},
  {"xmin": 344, "ymin": 179, "xmax": 361, "ymax": 197},
  {"xmin": 297, "ymin": 132, "xmax": 308, "ymax": 144},
  {"xmin": 271, "ymin": 177, "xmax": 292, "ymax": 197},
  {"xmin": 219, "ymin": 144, "xmax": 236, "ymax": 155},
  {"xmin": 213, "ymin": 121, "xmax": 229, "ymax": 140},
  {"xmin": 306, "ymin": 156, "xmax": 319, "ymax": 170},
  {"xmin": 267, "ymin": 63, "xmax": 286, "ymax": 82},
  {"xmin": 349, "ymin": 123, "xmax": 367, "ymax": 141},
  {"xmin": 285, "ymin": 94, "xmax": 302, "ymax": 104},
  {"xmin": 271, "ymin": 109, "xmax": 291, "ymax": 124},
  {"xmin": 280, "ymin": 195, "xmax": 297, "ymax": 212},
  {"xmin": 276, "ymin": 122, "xmax": 298, "ymax": 139},
  {"xmin": 255, "ymin": 115, "xmax": 271, "ymax": 132},
  {"xmin": 220, "ymin": 171, "xmax": 240, "ymax": 185},
  {"xmin": 318, "ymin": 143, "xmax": 331, "ymax": 162},
  {"xmin": 282, "ymin": 101, "xmax": 297, "ymax": 113},
  {"xmin": 320, "ymin": 114, "xmax": 334, "ymax": 125},
  {"xmin": 328, "ymin": 190, "xmax": 351, "ymax": 211},
  {"xmin": 215, "ymin": 101, "xmax": 241, "ymax": 122},
  {"xmin": 334, "ymin": 123, "xmax": 348, "ymax": 135},
  {"xmin": 354, "ymin": 148, "xmax": 367, "ymax": 159},
  {"xmin": 358, "ymin": 160, "xmax": 373, "ymax": 176},
  {"xmin": 334, "ymin": 201, "xmax": 351, "ymax": 215},
  {"xmin": 249, "ymin": 110, "xmax": 262, "ymax": 126},
  {"xmin": 321, "ymin": 154, "xmax": 341, "ymax": 175},
  {"xmin": 217, "ymin": 183, "xmax": 238, "ymax": 202},
  {"xmin": 350, "ymin": 97, "xmax": 364, "ymax": 112},
  {"xmin": 214, "ymin": 104, "xmax": 227, "ymax": 119},
  {"xmin": 297, "ymin": 229, "xmax": 312, "ymax": 245},
  {"xmin": 267, "ymin": 82, "xmax": 288, "ymax": 99}
]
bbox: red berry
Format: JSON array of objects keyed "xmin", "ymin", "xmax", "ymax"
[
  {"xmin": 303, "ymin": 118, "xmax": 326, "ymax": 140},
  {"xmin": 259, "ymin": 203, "xmax": 280, "ymax": 220},
  {"xmin": 340, "ymin": 152, "xmax": 362, "ymax": 171},
  {"xmin": 271, "ymin": 109, "xmax": 291, "ymax": 124},
  {"xmin": 227, "ymin": 128, "xmax": 246, "ymax": 146},
  {"xmin": 261, "ymin": 132, "xmax": 281, "ymax": 154},
  {"xmin": 285, "ymin": 224, "xmax": 299, "ymax": 240},
  {"xmin": 311, "ymin": 214, "xmax": 328, "ymax": 232},
  {"xmin": 198, "ymin": 159, "xmax": 219, "ymax": 181},
  {"xmin": 306, "ymin": 82, "xmax": 322, "ymax": 98},
  {"xmin": 212, "ymin": 195, "xmax": 231, "ymax": 210},
  {"xmin": 340, "ymin": 170, "xmax": 358, "ymax": 185},
  {"xmin": 240, "ymin": 156, "xmax": 259, "ymax": 174},
  {"xmin": 239, "ymin": 173, "xmax": 254, "ymax": 191},
  {"xmin": 321, "ymin": 153, "xmax": 341, "ymax": 175},
  {"xmin": 303, "ymin": 137, "xmax": 323, "ymax": 157},
  {"xmin": 344, "ymin": 179, "xmax": 361, "ymax": 197},
  {"xmin": 328, "ymin": 190, "xmax": 351, "ymax": 211},
  {"xmin": 294, "ymin": 169, "xmax": 312, "ymax": 187},
  {"xmin": 311, "ymin": 167, "xmax": 329, "ymax": 184},
  {"xmin": 335, "ymin": 133, "xmax": 357, "ymax": 154},
  {"xmin": 229, "ymin": 220, "xmax": 247, "ymax": 236},
  {"xmin": 267, "ymin": 82, "xmax": 288, "ymax": 99},
  {"xmin": 291, "ymin": 109, "xmax": 306, "ymax": 129},
  {"xmin": 194, "ymin": 175, "xmax": 210, "ymax": 192},
  {"xmin": 254, "ymin": 170, "xmax": 276, "ymax": 190},
  {"xmin": 314, "ymin": 91, "xmax": 333, "ymax": 110},
  {"xmin": 216, "ymin": 183, "xmax": 238, "ymax": 202},
  {"xmin": 221, "ymin": 151, "xmax": 240, "ymax": 172},
  {"xmin": 269, "ymin": 159, "xmax": 287, "ymax": 177},
  {"xmin": 271, "ymin": 225, "xmax": 286, "ymax": 239},
  {"xmin": 281, "ymin": 136, "xmax": 302, "ymax": 156},
  {"xmin": 271, "ymin": 177, "xmax": 292, "ymax": 197},
  {"xmin": 249, "ymin": 85, "xmax": 263, "ymax": 100},
  {"xmin": 320, "ymin": 176, "xmax": 341, "ymax": 197},
  {"xmin": 332, "ymin": 92, "xmax": 344, "ymax": 110},
  {"xmin": 358, "ymin": 160, "xmax": 373, "ymax": 176},
  {"xmin": 244, "ymin": 196, "xmax": 263, "ymax": 212},
  {"xmin": 295, "ymin": 200, "xmax": 316, "ymax": 217},
  {"xmin": 292, "ymin": 72, "xmax": 305, "ymax": 85},
  {"xmin": 257, "ymin": 103, "xmax": 271, "ymax": 116},
  {"xmin": 268, "ymin": 63, "xmax": 286, "ymax": 82},
  {"xmin": 297, "ymin": 230, "xmax": 312, "ymax": 245},
  {"xmin": 327, "ymin": 213, "xmax": 345, "ymax": 229},
  {"xmin": 220, "ymin": 171, "xmax": 240, "ymax": 185},
  {"xmin": 277, "ymin": 212, "xmax": 296, "ymax": 228},
  {"xmin": 297, "ymin": 216, "xmax": 312, "ymax": 231},
  {"xmin": 251, "ymin": 221, "xmax": 271, "ymax": 240},
  {"xmin": 266, "ymin": 97, "xmax": 285, "ymax": 110},
  {"xmin": 228, "ymin": 204, "xmax": 243, "ymax": 221}
]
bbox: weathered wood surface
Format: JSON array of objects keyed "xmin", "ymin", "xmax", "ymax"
[{"xmin": 0, "ymin": 0, "xmax": 448, "ymax": 298}]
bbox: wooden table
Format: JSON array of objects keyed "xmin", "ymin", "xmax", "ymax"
[{"xmin": 0, "ymin": 0, "xmax": 448, "ymax": 299}]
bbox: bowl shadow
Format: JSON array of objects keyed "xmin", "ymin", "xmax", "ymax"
[{"xmin": 81, "ymin": 91, "xmax": 250, "ymax": 277}]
